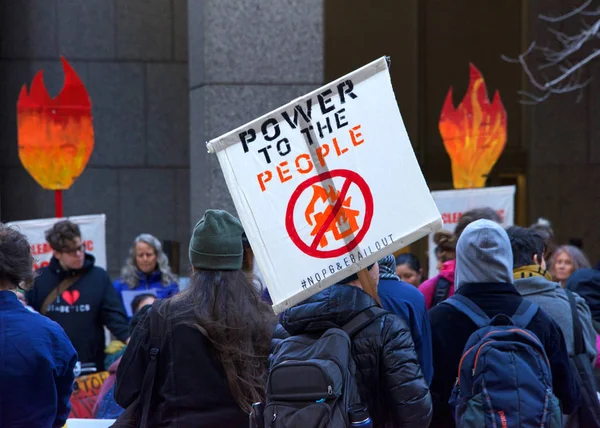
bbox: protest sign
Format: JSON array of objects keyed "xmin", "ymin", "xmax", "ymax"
[
  {"xmin": 69, "ymin": 371, "xmax": 109, "ymax": 419},
  {"xmin": 7, "ymin": 214, "xmax": 107, "ymax": 270},
  {"xmin": 65, "ymin": 419, "xmax": 115, "ymax": 428},
  {"xmin": 427, "ymin": 185, "xmax": 516, "ymax": 277},
  {"xmin": 121, "ymin": 288, "xmax": 157, "ymax": 317},
  {"xmin": 207, "ymin": 57, "xmax": 442, "ymax": 313}
]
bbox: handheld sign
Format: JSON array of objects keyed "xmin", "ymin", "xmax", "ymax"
[{"xmin": 207, "ymin": 57, "xmax": 442, "ymax": 314}]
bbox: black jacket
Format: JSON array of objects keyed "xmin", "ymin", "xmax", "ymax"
[
  {"xmin": 26, "ymin": 255, "xmax": 129, "ymax": 370},
  {"xmin": 115, "ymin": 299, "xmax": 250, "ymax": 428},
  {"xmin": 280, "ymin": 284, "xmax": 433, "ymax": 428},
  {"xmin": 428, "ymin": 282, "xmax": 581, "ymax": 427}
]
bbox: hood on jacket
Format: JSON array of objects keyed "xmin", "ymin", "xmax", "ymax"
[
  {"xmin": 514, "ymin": 274, "xmax": 561, "ymax": 296},
  {"xmin": 281, "ymin": 284, "xmax": 377, "ymax": 335},
  {"xmin": 455, "ymin": 219, "xmax": 513, "ymax": 290},
  {"xmin": 48, "ymin": 253, "xmax": 96, "ymax": 276},
  {"xmin": 566, "ymin": 268, "xmax": 600, "ymax": 324}
]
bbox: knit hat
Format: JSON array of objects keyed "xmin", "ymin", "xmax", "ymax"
[{"xmin": 189, "ymin": 209, "xmax": 244, "ymax": 270}]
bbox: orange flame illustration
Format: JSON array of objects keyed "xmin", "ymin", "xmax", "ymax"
[
  {"xmin": 17, "ymin": 57, "xmax": 94, "ymax": 190},
  {"xmin": 439, "ymin": 64, "xmax": 507, "ymax": 189}
]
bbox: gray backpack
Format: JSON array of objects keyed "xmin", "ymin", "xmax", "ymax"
[{"xmin": 264, "ymin": 307, "xmax": 388, "ymax": 428}]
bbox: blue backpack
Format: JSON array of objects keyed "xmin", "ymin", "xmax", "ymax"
[{"xmin": 442, "ymin": 295, "xmax": 562, "ymax": 428}]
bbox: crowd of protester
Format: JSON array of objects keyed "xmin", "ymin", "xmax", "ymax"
[{"xmin": 0, "ymin": 208, "xmax": 599, "ymax": 427}]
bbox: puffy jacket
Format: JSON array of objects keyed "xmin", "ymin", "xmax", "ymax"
[{"xmin": 280, "ymin": 284, "xmax": 433, "ymax": 428}]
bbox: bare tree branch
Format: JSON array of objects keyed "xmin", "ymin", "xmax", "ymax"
[
  {"xmin": 503, "ymin": 1, "xmax": 600, "ymax": 103},
  {"xmin": 539, "ymin": 0, "xmax": 593, "ymax": 22}
]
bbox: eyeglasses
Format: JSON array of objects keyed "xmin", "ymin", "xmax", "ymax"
[{"xmin": 62, "ymin": 244, "xmax": 86, "ymax": 255}]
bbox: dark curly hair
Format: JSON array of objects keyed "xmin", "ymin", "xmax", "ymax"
[
  {"xmin": 0, "ymin": 224, "xmax": 35, "ymax": 290},
  {"xmin": 45, "ymin": 220, "xmax": 81, "ymax": 252}
]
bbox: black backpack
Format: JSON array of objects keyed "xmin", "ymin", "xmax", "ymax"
[
  {"xmin": 431, "ymin": 276, "xmax": 452, "ymax": 307},
  {"xmin": 264, "ymin": 307, "xmax": 389, "ymax": 428},
  {"xmin": 565, "ymin": 290, "xmax": 600, "ymax": 428},
  {"xmin": 111, "ymin": 300, "xmax": 166, "ymax": 428}
]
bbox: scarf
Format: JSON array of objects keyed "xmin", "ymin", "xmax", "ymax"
[
  {"xmin": 513, "ymin": 264, "xmax": 553, "ymax": 281},
  {"xmin": 379, "ymin": 254, "xmax": 400, "ymax": 281}
]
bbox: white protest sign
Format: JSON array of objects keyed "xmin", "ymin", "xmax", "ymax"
[
  {"xmin": 7, "ymin": 214, "xmax": 107, "ymax": 270},
  {"xmin": 65, "ymin": 420, "xmax": 115, "ymax": 428},
  {"xmin": 427, "ymin": 186, "xmax": 516, "ymax": 278},
  {"xmin": 207, "ymin": 57, "xmax": 442, "ymax": 313}
]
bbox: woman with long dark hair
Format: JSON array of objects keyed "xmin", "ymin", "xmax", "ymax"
[{"xmin": 115, "ymin": 210, "xmax": 276, "ymax": 427}]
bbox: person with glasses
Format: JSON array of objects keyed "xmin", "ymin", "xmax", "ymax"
[{"xmin": 26, "ymin": 220, "xmax": 130, "ymax": 371}]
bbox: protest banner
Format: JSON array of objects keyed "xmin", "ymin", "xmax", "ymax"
[
  {"xmin": 427, "ymin": 185, "xmax": 516, "ymax": 277},
  {"xmin": 207, "ymin": 56, "xmax": 442, "ymax": 314},
  {"xmin": 121, "ymin": 288, "xmax": 157, "ymax": 317},
  {"xmin": 69, "ymin": 371, "xmax": 109, "ymax": 419},
  {"xmin": 7, "ymin": 214, "xmax": 107, "ymax": 270}
]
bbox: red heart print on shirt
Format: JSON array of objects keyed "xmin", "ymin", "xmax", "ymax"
[{"xmin": 62, "ymin": 290, "xmax": 80, "ymax": 306}]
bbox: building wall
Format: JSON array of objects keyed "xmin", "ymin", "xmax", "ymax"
[
  {"xmin": 0, "ymin": 0, "xmax": 190, "ymax": 277},
  {"xmin": 188, "ymin": 0, "xmax": 324, "ymax": 224},
  {"xmin": 325, "ymin": 0, "xmax": 600, "ymax": 266},
  {"xmin": 527, "ymin": 0, "xmax": 600, "ymax": 265}
]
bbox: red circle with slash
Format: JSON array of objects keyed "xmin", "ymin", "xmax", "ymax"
[{"xmin": 285, "ymin": 169, "xmax": 374, "ymax": 258}]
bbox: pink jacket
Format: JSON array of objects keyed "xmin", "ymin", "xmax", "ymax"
[{"xmin": 419, "ymin": 260, "xmax": 456, "ymax": 310}]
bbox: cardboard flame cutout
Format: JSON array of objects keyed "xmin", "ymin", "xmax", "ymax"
[
  {"xmin": 439, "ymin": 64, "xmax": 507, "ymax": 189},
  {"xmin": 17, "ymin": 57, "xmax": 94, "ymax": 190}
]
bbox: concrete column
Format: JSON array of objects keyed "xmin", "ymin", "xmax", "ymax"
[{"xmin": 188, "ymin": 0, "xmax": 324, "ymax": 225}]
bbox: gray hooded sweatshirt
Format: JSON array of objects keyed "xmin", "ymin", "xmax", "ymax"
[
  {"xmin": 514, "ymin": 274, "xmax": 597, "ymax": 365},
  {"xmin": 455, "ymin": 219, "xmax": 513, "ymax": 289}
]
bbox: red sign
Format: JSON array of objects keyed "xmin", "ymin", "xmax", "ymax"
[
  {"xmin": 69, "ymin": 371, "xmax": 109, "ymax": 418},
  {"xmin": 285, "ymin": 169, "xmax": 374, "ymax": 258}
]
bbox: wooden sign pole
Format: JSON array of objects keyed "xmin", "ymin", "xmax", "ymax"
[{"xmin": 357, "ymin": 268, "xmax": 381, "ymax": 306}]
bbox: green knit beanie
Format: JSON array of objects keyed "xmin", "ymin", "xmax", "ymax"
[{"xmin": 189, "ymin": 209, "xmax": 244, "ymax": 270}]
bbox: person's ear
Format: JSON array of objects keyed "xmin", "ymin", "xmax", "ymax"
[{"xmin": 533, "ymin": 254, "xmax": 540, "ymax": 266}]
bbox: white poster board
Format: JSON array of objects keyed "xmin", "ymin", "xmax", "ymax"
[
  {"xmin": 65, "ymin": 420, "xmax": 115, "ymax": 428},
  {"xmin": 427, "ymin": 186, "xmax": 516, "ymax": 278},
  {"xmin": 207, "ymin": 57, "xmax": 442, "ymax": 313},
  {"xmin": 7, "ymin": 214, "xmax": 107, "ymax": 270}
]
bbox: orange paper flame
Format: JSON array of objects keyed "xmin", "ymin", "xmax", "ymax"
[
  {"xmin": 17, "ymin": 57, "xmax": 94, "ymax": 190},
  {"xmin": 439, "ymin": 64, "xmax": 507, "ymax": 189}
]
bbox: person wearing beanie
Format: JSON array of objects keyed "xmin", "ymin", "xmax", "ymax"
[
  {"xmin": 278, "ymin": 260, "xmax": 433, "ymax": 428},
  {"xmin": 428, "ymin": 219, "xmax": 579, "ymax": 428},
  {"xmin": 115, "ymin": 209, "xmax": 277, "ymax": 427}
]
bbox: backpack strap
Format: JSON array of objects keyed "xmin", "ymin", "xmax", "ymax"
[
  {"xmin": 510, "ymin": 300, "xmax": 539, "ymax": 328},
  {"xmin": 40, "ymin": 274, "xmax": 82, "ymax": 315},
  {"xmin": 565, "ymin": 290, "xmax": 585, "ymax": 356},
  {"xmin": 441, "ymin": 295, "xmax": 490, "ymax": 328},
  {"xmin": 431, "ymin": 276, "xmax": 452, "ymax": 307},
  {"xmin": 342, "ymin": 306, "xmax": 390, "ymax": 338},
  {"xmin": 138, "ymin": 300, "xmax": 168, "ymax": 428}
]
